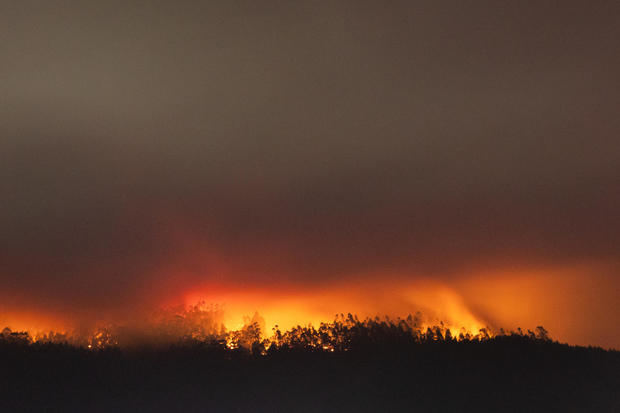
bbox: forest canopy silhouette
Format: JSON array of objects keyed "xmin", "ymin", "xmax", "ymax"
[
  {"xmin": 1, "ymin": 304, "xmax": 552, "ymax": 352},
  {"xmin": 1, "ymin": 305, "xmax": 618, "ymax": 412},
  {"xmin": 2, "ymin": 1, "xmax": 619, "ymax": 410}
]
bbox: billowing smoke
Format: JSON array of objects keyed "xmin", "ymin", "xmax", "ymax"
[{"xmin": 1, "ymin": 1, "xmax": 619, "ymax": 348}]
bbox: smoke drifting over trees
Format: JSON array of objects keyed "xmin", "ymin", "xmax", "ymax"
[
  {"xmin": 1, "ymin": 308, "xmax": 617, "ymax": 412},
  {"xmin": 0, "ymin": 304, "xmax": 561, "ymax": 352}
]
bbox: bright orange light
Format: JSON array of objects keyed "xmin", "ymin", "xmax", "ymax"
[
  {"xmin": 2, "ymin": 263, "xmax": 618, "ymax": 348},
  {"xmin": 181, "ymin": 278, "xmax": 489, "ymax": 337}
]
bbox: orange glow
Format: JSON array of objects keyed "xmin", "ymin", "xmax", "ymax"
[
  {"xmin": 1, "ymin": 264, "xmax": 618, "ymax": 349},
  {"xmin": 0, "ymin": 310, "xmax": 68, "ymax": 335},
  {"xmin": 454, "ymin": 263, "xmax": 620, "ymax": 348},
  {"xmin": 181, "ymin": 278, "xmax": 489, "ymax": 336}
]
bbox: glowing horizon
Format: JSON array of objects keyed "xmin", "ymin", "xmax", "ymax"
[
  {"xmin": 1, "ymin": 1, "xmax": 618, "ymax": 354},
  {"xmin": 2, "ymin": 263, "xmax": 617, "ymax": 349}
]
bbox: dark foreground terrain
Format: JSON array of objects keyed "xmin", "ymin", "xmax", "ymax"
[{"xmin": 1, "ymin": 334, "xmax": 618, "ymax": 412}]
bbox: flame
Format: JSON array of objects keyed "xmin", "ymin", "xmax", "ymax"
[
  {"xmin": 2, "ymin": 264, "xmax": 618, "ymax": 348},
  {"xmin": 181, "ymin": 278, "xmax": 489, "ymax": 337},
  {"xmin": 0, "ymin": 279, "xmax": 492, "ymax": 344}
]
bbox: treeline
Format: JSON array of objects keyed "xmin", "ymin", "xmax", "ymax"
[
  {"xmin": 1, "ymin": 307, "xmax": 618, "ymax": 412},
  {"xmin": 1, "ymin": 304, "xmax": 551, "ymax": 353}
]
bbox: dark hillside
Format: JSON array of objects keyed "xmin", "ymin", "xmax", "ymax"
[{"xmin": 1, "ymin": 317, "xmax": 618, "ymax": 412}]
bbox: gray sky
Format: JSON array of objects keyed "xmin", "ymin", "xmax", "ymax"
[{"xmin": 1, "ymin": 1, "xmax": 619, "ymax": 343}]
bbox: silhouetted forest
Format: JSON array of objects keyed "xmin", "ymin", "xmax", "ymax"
[{"xmin": 1, "ymin": 308, "xmax": 618, "ymax": 412}]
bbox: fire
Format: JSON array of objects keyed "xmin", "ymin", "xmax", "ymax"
[
  {"xmin": 3, "ymin": 264, "xmax": 616, "ymax": 348},
  {"xmin": 181, "ymin": 278, "xmax": 490, "ymax": 339}
]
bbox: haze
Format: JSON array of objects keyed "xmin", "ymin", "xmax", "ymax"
[{"xmin": 1, "ymin": 1, "xmax": 619, "ymax": 348}]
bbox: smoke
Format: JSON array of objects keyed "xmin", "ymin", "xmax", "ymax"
[{"xmin": 0, "ymin": 1, "xmax": 619, "ymax": 347}]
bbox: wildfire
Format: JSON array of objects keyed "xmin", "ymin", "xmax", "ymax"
[
  {"xmin": 14, "ymin": 267, "xmax": 615, "ymax": 348},
  {"xmin": 181, "ymin": 278, "xmax": 490, "ymax": 340},
  {"xmin": 0, "ymin": 278, "xmax": 497, "ymax": 349}
]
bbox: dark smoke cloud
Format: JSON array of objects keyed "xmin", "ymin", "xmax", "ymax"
[{"xmin": 1, "ymin": 1, "xmax": 619, "ymax": 324}]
